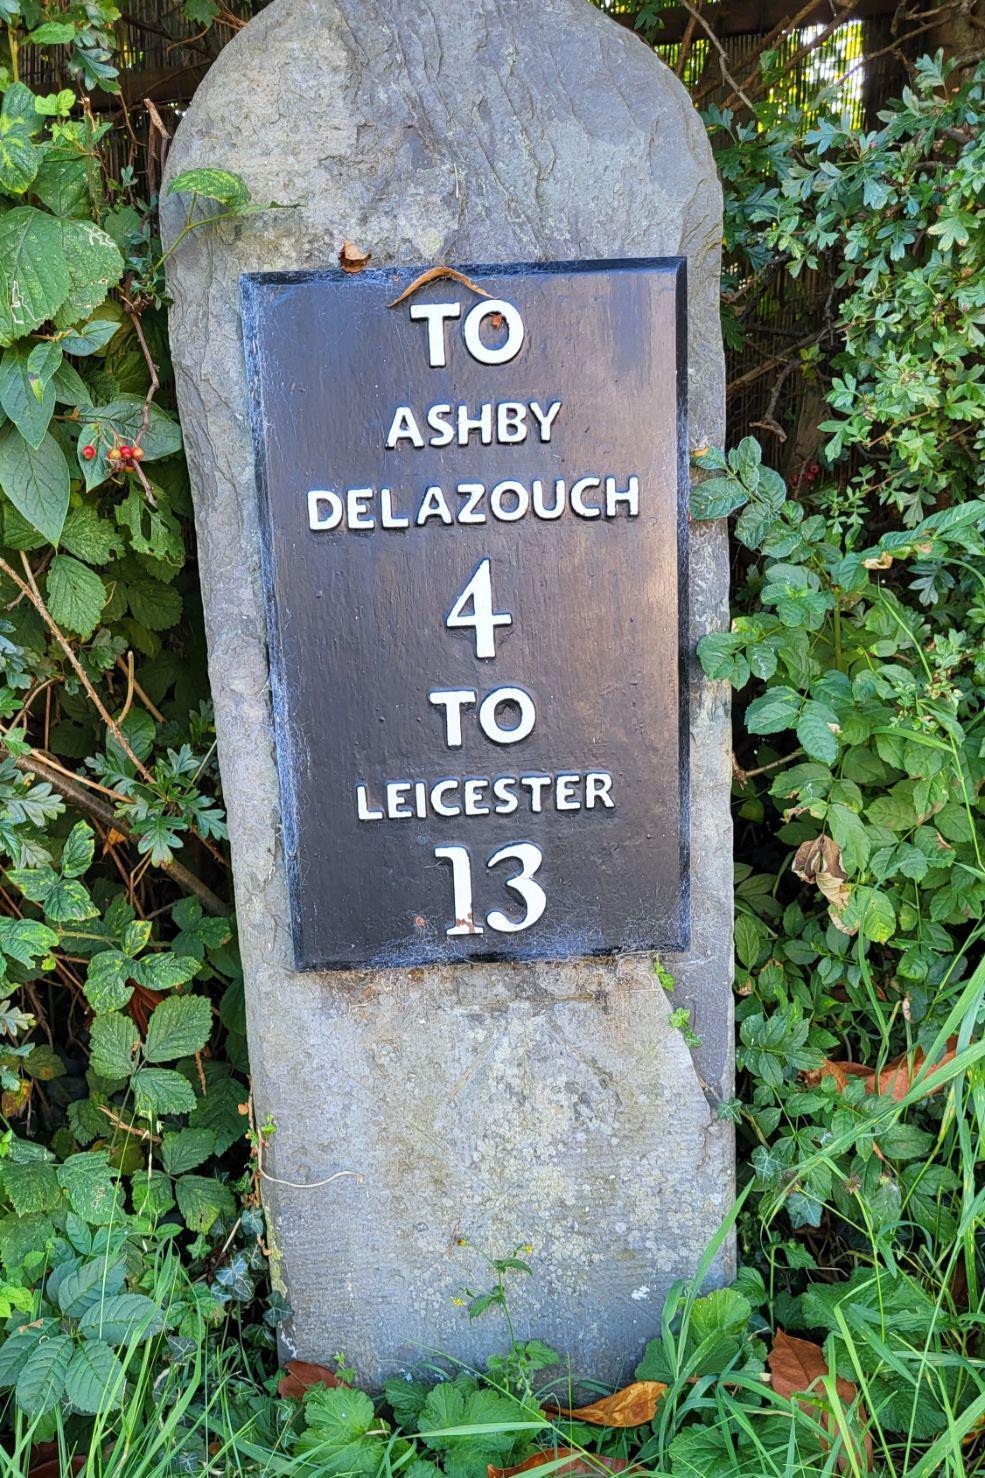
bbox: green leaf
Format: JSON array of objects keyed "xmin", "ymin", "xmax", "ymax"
[
  {"xmin": 0, "ymin": 208, "xmax": 70, "ymax": 346},
  {"xmin": 684, "ymin": 1287, "xmax": 751, "ymax": 1376},
  {"xmin": 0, "ymin": 917, "xmax": 57, "ymax": 965},
  {"xmin": 78, "ymin": 1292, "xmax": 164, "ymax": 1346},
  {"xmin": 61, "ymin": 819, "xmax": 94, "ymax": 877},
  {"xmin": 745, "ymin": 686, "xmax": 801, "ymax": 735},
  {"xmin": 143, "ymin": 993, "xmax": 212, "ymax": 1062},
  {"xmin": 796, "ymin": 699, "xmax": 841, "ymax": 763},
  {"xmin": 295, "ymin": 1385, "xmax": 384, "ymax": 1473},
  {"xmin": 0, "ymin": 341, "xmax": 55, "ymax": 446},
  {"xmin": 0, "ymin": 1327, "xmax": 46, "ymax": 1388},
  {"xmin": 32, "ymin": 147, "xmax": 89, "ymax": 217},
  {"xmin": 15, "ymin": 1332, "xmax": 73, "ymax": 1414},
  {"xmin": 88, "ymin": 1012, "xmax": 139, "ymax": 1079},
  {"xmin": 56, "ymin": 1152, "xmax": 120, "ymax": 1225},
  {"xmin": 77, "ymin": 396, "xmax": 181, "ymax": 491},
  {"xmin": 131, "ymin": 1067, "xmax": 197, "ymax": 1116},
  {"xmin": 45, "ymin": 554, "xmax": 107, "ymax": 638},
  {"xmin": 55, "ymin": 1253, "xmax": 125, "ymax": 1316},
  {"xmin": 188, "ymin": 1075, "xmax": 246, "ymax": 1153},
  {"xmin": 160, "ymin": 1127, "xmax": 215, "ymax": 1176},
  {"xmin": 126, "ymin": 575, "xmax": 182, "ymax": 631},
  {"xmin": 690, "ymin": 474, "xmax": 748, "ymax": 522},
  {"xmin": 174, "ymin": 1173, "xmax": 235, "ymax": 1232},
  {"xmin": 84, "ymin": 953, "xmax": 133, "ymax": 1012},
  {"xmin": 0, "ymin": 83, "xmax": 42, "ymax": 195},
  {"xmin": 167, "ymin": 166, "xmax": 250, "ymax": 207},
  {"xmin": 64, "ymin": 1338, "xmax": 125, "ymax": 1415},
  {"xmin": 132, "ymin": 951, "xmax": 201, "ymax": 992},
  {"xmin": 839, "ymin": 886, "xmax": 896, "ymax": 943},
  {"xmin": 27, "ymin": 20, "xmax": 76, "ymax": 42},
  {"xmin": 0, "ymin": 1158, "xmax": 62, "ymax": 1215},
  {"xmin": 53, "ymin": 220, "xmax": 125, "ymax": 331},
  {"xmin": 59, "ymin": 311, "xmax": 121, "ymax": 356},
  {"xmin": 0, "ymin": 423, "xmax": 70, "ymax": 543},
  {"xmin": 60, "ymin": 504, "xmax": 121, "ymax": 564}
]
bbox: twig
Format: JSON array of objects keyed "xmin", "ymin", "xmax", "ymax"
[
  {"xmin": 115, "ymin": 655, "xmax": 165, "ymax": 724},
  {"xmin": 125, "ymin": 306, "xmax": 160, "ymax": 448},
  {"xmin": 118, "ymin": 651, "xmax": 136, "ymax": 726},
  {"xmin": 677, "ymin": 0, "xmax": 756, "ymax": 112},
  {"xmin": 98, "ymin": 1106, "xmax": 161, "ymax": 1143},
  {"xmin": 733, "ymin": 748, "xmax": 805, "ymax": 784},
  {"xmin": 2, "ymin": 554, "xmax": 154, "ymax": 782},
  {"xmin": 11, "ymin": 751, "xmax": 229, "ymax": 916}
]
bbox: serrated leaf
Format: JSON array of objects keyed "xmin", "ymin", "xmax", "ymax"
[
  {"xmin": 78, "ymin": 1292, "xmax": 164, "ymax": 1346},
  {"xmin": 161, "ymin": 1127, "xmax": 216, "ymax": 1175},
  {"xmin": 132, "ymin": 1067, "xmax": 197, "ymax": 1116},
  {"xmin": 61, "ymin": 819, "xmax": 94, "ymax": 877},
  {"xmin": 132, "ymin": 951, "xmax": 201, "ymax": 992},
  {"xmin": 175, "ymin": 1173, "xmax": 235, "ymax": 1232},
  {"xmin": 167, "ymin": 166, "xmax": 250, "ymax": 207},
  {"xmin": 89, "ymin": 1012, "xmax": 139, "ymax": 1079},
  {"xmin": 32, "ymin": 147, "xmax": 89, "ymax": 217},
  {"xmin": 0, "ymin": 1158, "xmax": 62, "ymax": 1215},
  {"xmin": 126, "ymin": 575, "xmax": 182, "ymax": 631},
  {"xmin": 64, "ymin": 1338, "xmax": 125, "ymax": 1414},
  {"xmin": 0, "ymin": 341, "xmax": 55, "ymax": 446},
  {"xmin": 60, "ymin": 504, "xmax": 121, "ymax": 564},
  {"xmin": 55, "ymin": 1252, "xmax": 125, "ymax": 1315},
  {"xmin": 0, "ymin": 423, "xmax": 69, "ymax": 543},
  {"xmin": 45, "ymin": 554, "xmax": 107, "ymax": 638},
  {"xmin": 15, "ymin": 1332, "xmax": 73, "ymax": 1413},
  {"xmin": 796, "ymin": 699, "xmax": 841, "ymax": 764},
  {"xmin": 53, "ymin": 219, "xmax": 125, "ymax": 330},
  {"xmin": 56, "ymin": 1151, "xmax": 120, "ymax": 1225},
  {"xmin": 0, "ymin": 1326, "xmax": 45, "ymax": 1388},
  {"xmin": 0, "ymin": 917, "xmax": 57, "ymax": 965},
  {"xmin": 0, "ymin": 85, "xmax": 41, "ymax": 195},
  {"xmin": 189, "ymin": 1075, "xmax": 247, "ymax": 1153},
  {"xmin": 143, "ymin": 993, "xmax": 212, "ymax": 1063},
  {"xmin": 0, "ymin": 207, "xmax": 70, "ymax": 346}
]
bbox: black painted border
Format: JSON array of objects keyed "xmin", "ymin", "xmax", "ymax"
[{"xmin": 241, "ymin": 257, "xmax": 691, "ymax": 970}]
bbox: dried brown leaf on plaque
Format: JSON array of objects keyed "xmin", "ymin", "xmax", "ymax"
[{"xmin": 338, "ymin": 239, "xmax": 372, "ymax": 273}]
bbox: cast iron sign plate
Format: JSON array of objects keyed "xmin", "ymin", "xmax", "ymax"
[{"xmin": 241, "ymin": 259, "xmax": 689, "ymax": 970}]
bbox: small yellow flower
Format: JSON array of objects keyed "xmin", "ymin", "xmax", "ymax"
[{"xmin": 451, "ymin": 1297, "xmax": 465, "ymax": 1307}]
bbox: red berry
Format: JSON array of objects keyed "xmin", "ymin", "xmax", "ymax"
[
  {"xmin": 81, "ymin": 444, "xmax": 96, "ymax": 460},
  {"xmin": 119, "ymin": 444, "xmax": 133, "ymax": 458}
]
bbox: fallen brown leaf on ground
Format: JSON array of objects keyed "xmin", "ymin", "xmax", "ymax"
[
  {"xmin": 553, "ymin": 1380, "xmax": 668, "ymax": 1426},
  {"xmin": 767, "ymin": 1330, "xmax": 873, "ymax": 1472},
  {"xmin": 277, "ymin": 1358, "xmax": 345, "ymax": 1398},
  {"xmin": 338, "ymin": 239, "xmax": 371, "ymax": 272},
  {"xmin": 489, "ymin": 1450, "xmax": 634, "ymax": 1478},
  {"xmin": 805, "ymin": 1037, "xmax": 959, "ymax": 1101},
  {"xmin": 28, "ymin": 1444, "xmax": 84, "ymax": 1477}
]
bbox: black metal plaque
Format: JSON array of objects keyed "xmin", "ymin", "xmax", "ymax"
[{"xmin": 241, "ymin": 259, "xmax": 688, "ymax": 970}]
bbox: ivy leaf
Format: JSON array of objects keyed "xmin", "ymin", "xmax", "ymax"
[
  {"xmin": 0, "ymin": 341, "xmax": 55, "ymax": 446},
  {"xmin": 15, "ymin": 1332, "xmax": 74, "ymax": 1414},
  {"xmin": 132, "ymin": 1067, "xmax": 197, "ymax": 1116},
  {"xmin": 167, "ymin": 166, "xmax": 250, "ymax": 208},
  {"xmin": 143, "ymin": 994, "xmax": 212, "ymax": 1062},
  {"xmin": 0, "ymin": 423, "xmax": 70, "ymax": 543},
  {"xmin": 88, "ymin": 1011, "xmax": 139, "ymax": 1080},
  {"xmin": 53, "ymin": 219, "xmax": 125, "ymax": 330},
  {"xmin": 174, "ymin": 1173, "xmax": 235, "ymax": 1232},
  {"xmin": 64, "ymin": 1338, "xmax": 125, "ymax": 1415},
  {"xmin": 77, "ymin": 1292, "xmax": 164, "ymax": 1346},
  {"xmin": 45, "ymin": 553, "xmax": 108, "ymax": 638},
  {"xmin": 0, "ymin": 208, "xmax": 70, "ymax": 345}
]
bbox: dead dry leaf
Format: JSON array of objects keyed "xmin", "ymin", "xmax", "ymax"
[
  {"xmin": 387, "ymin": 265, "xmax": 493, "ymax": 309},
  {"xmin": 489, "ymin": 1451, "xmax": 634, "ymax": 1478},
  {"xmin": 28, "ymin": 1445, "xmax": 84, "ymax": 1478},
  {"xmin": 277, "ymin": 1358, "xmax": 346, "ymax": 1399},
  {"xmin": 862, "ymin": 552, "xmax": 893, "ymax": 570},
  {"xmin": 804, "ymin": 1036, "xmax": 959, "ymax": 1102},
  {"xmin": 338, "ymin": 239, "xmax": 371, "ymax": 273},
  {"xmin": 554, "ymin": 1380, "xmax": 668, "ymax": 1426},
  {"xmin": 792, "ymin": 834, "xmax": 851, "ymax": 917},
  {"xmin": 768, "ymin": 1330, "xmax": 873, "ymax": 1472}
]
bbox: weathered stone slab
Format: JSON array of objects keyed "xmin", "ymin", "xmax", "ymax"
[{"xmin": 163, "ymin": 0, "xmax": 733, "ymax": 1382}]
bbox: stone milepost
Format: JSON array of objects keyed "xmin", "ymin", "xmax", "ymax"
[{"xmin": 242, "ymin": 260, "xmax": 689, "ymax": 970}]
